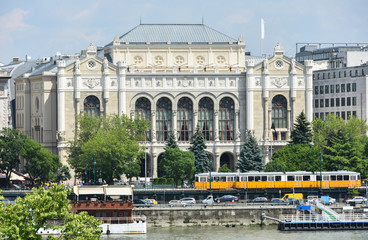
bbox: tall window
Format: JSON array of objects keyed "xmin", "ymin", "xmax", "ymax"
[
  {"xmin": 135, "ymin": 97, "xmax": 151, "ymax": 141},
  {"xmin": 219, "ymin": 97, "xmax": 234, "ymax": 140},
  {"xmin": 198, "ymin": 97, "xmax": 214, "ymax": 141},
  {"xmin": 84, "ymin": 95, "xmax": 100, "ymax": 117},
  {"xmin": 272, "ymin": 95, "xmax": 287, "ymax": 128},
  {"xmin": 156, "ymin": 97, "xmax": 172, "ymax": 141},
  {"xmin": 177, "ymin": 97, "xmax": 193, "ymax": 141}
]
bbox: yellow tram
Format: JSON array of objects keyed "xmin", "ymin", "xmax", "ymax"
[{"xmin": 194, "ymin": 171, "xmax": 361, "ymax": 190}]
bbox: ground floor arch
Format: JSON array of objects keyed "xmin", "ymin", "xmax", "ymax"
[
  {"xmin": 139, "ymin": 153, "xmax": 152, "ymax": 178},
  {"xmin": 219, "ymin": 152, "xmax": 236, "ymax": 172}
]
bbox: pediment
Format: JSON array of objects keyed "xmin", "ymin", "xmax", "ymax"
[
  {"xmin": 65, "ymin": 56, "xmax": 117, "ymax": 75},
  {"xmin": 253, "ymin": 56, "xmax": 304, "ymax": 75}
]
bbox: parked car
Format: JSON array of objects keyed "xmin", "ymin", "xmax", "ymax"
[
  {"xmin": 144, "ymin": 198, "xmax": 158, "ymax": 204},
  {"xmin": 251, "ymin": 197, "xmax": 269, "ymax": 203},
  {"xmin": 169, "ymin": 200, "xmax": 185, "ymax": 207},
  {"xmin": 345, "ymin": 196, "xmax": 367, "ymax": 204},
  {"xmin": 133, "ymin": 199, "xmax": 148, "ymax": 205},
  {"xmin": 179, "ymin": 197, "xmax": 196, "ymax": 204},
  {"xmin": 215, "ymin": 195, "xmax": 239, "ymax": 203},
  {"xmin": 202, "ymin": 195, "xmax": 214, "ymax": 205},
  {"xmin": 270, "ymin": 198, "xmax": 287, "ymax": 205}
]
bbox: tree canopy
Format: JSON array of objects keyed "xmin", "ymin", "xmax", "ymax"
[
  {"xmin": 290, "ymin": 111, "xmax": 313, "ymax": 145},
  {"xmin": 160, "ymin": 147, "xmax": 195, "ymax": 186},
  {"xmin": 67, "ymin": 114, "xmax": 150, "ymax": 184},
  {"xmin": 237, "ymin": 131, "xmax": 264, "ymax": 172},
  {"xmin": 165, "ymin": 131, "xmax": 178, "ymax": 149},
  {"xmin": 0, "ymin": 184, "xmax": 101, "ymax": 239},
  {"xmin": 189, "ymin": 126, "xmax": 210, "ymax": 173}
]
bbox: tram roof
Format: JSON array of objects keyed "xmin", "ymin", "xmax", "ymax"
[{"xmin": 196, "ymin": 170, "xmax": 359, "ymax": 176}]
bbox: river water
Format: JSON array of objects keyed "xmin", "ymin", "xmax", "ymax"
[{"xmin": 103, "ymin": 225, "xmax": 367, "ymax": 240}]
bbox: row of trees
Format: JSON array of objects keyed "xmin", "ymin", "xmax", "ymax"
[
  {"xmin": 0, "ymin": 128, "xmax": 70, "ymax": 188},
  {"xmin": 265, "ymin": 112, "xmax": 368, "ymax": 178}
]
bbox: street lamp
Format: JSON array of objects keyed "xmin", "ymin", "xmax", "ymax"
[
  {"xmin": 320, "ymin": 152, "xmax": 323, "ymax": 196},
  {"xmin": 209, "ymin": 156, "xmax": 212, "ymax": 196},
  {"xmin": 144, "ymin": 132, "xmax": 147, "ymax": 189},
  {"xmin": 93, "ymin": 153, "xmax": 96, "ymax": 185}
]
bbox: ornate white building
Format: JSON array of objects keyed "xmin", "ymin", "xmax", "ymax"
[{"xmin": 15, "ymin": 24, "xmax": 313, "ymax": 178}]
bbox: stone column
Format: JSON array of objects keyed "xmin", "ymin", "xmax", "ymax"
[
  {"xmin": 117, "ymin": 61, "xmax": 127, "ymax": 116},
  {"xmin": 56, "ymin": 60, "xmax": 66, "ymax": 137},
  {"xmin": 304, "ymin": 60, "xmax": 314, "ymax": 122},
  {"xmin": 193, "ymin": 110, "xmax": 198, "ymax": 131},
  {"xmin": 262, "ymin": 59, "xmax": 270, "ymax": 140},
  {"xmin": 151, "ymin": 110, "xmax": 156, "ymax": 143},
  {"xmin": 246, "ymin": 60, "xmax": 255, "ymax": 131},
  {"xmin": 103, "ymin": 58, "xmax": 110, "ymax": 116},
  {"xmin": 214, "ymin": 110, "xmax": 220, "ymax": 171},
  {"xmin": 172, "ymin": 110, "xmax": 177, "ymax": 140}
]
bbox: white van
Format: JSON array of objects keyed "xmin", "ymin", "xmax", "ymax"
[{"xmin": 202, "ymin": 195, "xmax": 214, "ymax": 205}]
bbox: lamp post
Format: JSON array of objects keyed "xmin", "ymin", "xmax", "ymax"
[
  {"xmin": 144, "ymin": 132, "xmax": 147, "ymax": 189},
  {"xmin": 93, "ymin": 153, "xmax": 96, "ymax": 185},
  {"xmin": 209, "ymin": 156, "xmax": 212, "ymax": 196},
  {"xmin": 320, "ymin": 152, "xmax": 323, "ymax": 196}
]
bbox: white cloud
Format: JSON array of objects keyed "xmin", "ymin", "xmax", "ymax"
[{"xmin": 0, "ymin": 8, "xmax": 30, "ymax": 44}]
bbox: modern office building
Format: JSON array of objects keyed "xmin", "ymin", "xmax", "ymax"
[{"xmin": 313, "ymin": 64, "xmax": 368, "ymax": 121}]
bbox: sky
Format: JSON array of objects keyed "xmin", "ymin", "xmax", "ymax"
[{"xmin": 1, "ymin": 0, "xmax": 367, "ymax": 64}]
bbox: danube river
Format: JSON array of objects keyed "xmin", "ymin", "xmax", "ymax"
[{"xmin": 103, "ymin": 225, "xmax": 367, "ymax": 240}]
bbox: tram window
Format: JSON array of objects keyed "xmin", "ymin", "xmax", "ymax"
[
  {"xmin": 268, "ymin": 176, "xmax": 275, "ymax": 181},
  {"xmin": 275, "ymin": 176, "xmax": 281, "ymax": 181},
  {"xmin": 287, "ymin": 176, "xmax": 295, "ymax": 181},
  {"xmin": 323, "ymin": 176, "xmax": 330, "ymax": 181},
  {"xmin": 317, "ymin": 175, "xmax": 321, "ymax": 181},
  {"xmin": 200, "ymin": 177, "xmax": 206, "ymax": 182},
  {"xmin": 214, "ymin": 177, "xmax": 220, "ymax": 182},
  {"xmin": 221, "ymin": 177, "xmax": 226, "ymax": 182},
  {"xmin": 344, "ymin": 175, "xmax": 349, "ymax": 180},
  {"xmin": 303, "ymin": 176, "xmax": 310, "ymax": 181},
  {"xmin": 261, "ymin": 176, "xmax": 267, "ymax": 181},
  {"xmin": 331, "ymin": 175, "xmax": 336, "ymax": 180},
  {"xmin": 195, "ymin": 177, "xmax": 199, "ymax": 182},
  {"xmin": 248, "ymin": 176, "xmax": 254, "ymax": 182},
  {"xmin": 296, "ymin": 176, "xmax": 303, "ymax": 181},
  {"xmin": 337, "ymin": 175, "xmax": 343, "ymax": 181},
  {"xmin": 240, "ymin": 177, "xmax": 247, "ymax": 182},
  {"xmin": 255, "ymin": 176, "xmax": 261, "ymax": 181},
  {"xmin": 358, "ymin": 175, "xmax": 361, "ymax": 180},
  {"xmin": 350, "ymin": 175, "xmax": 356, "ymax": 181}
]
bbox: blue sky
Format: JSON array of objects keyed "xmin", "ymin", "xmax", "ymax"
[{"xmin": 1, "ymin": 0, "xmax": 367, "ymax": 64}]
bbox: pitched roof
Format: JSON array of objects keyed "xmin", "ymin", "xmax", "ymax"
[{"xmin": 106, "ymin": 24, "xmax": 237, "ymax": 46}]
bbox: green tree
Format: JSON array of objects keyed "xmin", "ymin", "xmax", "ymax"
[
  {"xmin": 0, "ymin": 128, "xmax": 26, "ymax": 188},
  {"xmin": 54, "ymin": 165, "xmax": 72, "ymax": 184},
  {"xmin": 165, "ymin": 131, "xmax": 178, "ymax": 149},
  {"xmin": 218, "ymin": 164, "xmax": 231, "ymax": 173},
  {"xmin": 237, "ymin": 131, "xmax": 264, "ymax": 172},
  {"xmin": 68, "ymin": 114, "xmax": 149, "ymax": 185},
  {"xmin": 160, "ymin": 147, "xmax": 195, "ymax": 186},
  {"xmin": 22, "ymin": 137, "xmax": 61, "ymax": 186},
  {"xmin": 124, "ymin": 160, "xmax": 141, "ymax": 183},
  {"xmin": 264, "ymin": 144, "xmax": 320, "ymax": 172},
  {"xmin": 0, "ymin": 184, "xmax": 101, "ymax": 239},
  {"xmin": 290, "ymin": 111, "xmax": 313, "ymax": 145},
  {"xmin": 189, "ymin": 126, "xmax": 210, "ymax": 173}
]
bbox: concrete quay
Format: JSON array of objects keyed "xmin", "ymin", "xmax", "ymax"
[{"xmin": 134, "ymin": 205, "xmax": 296, "ymax": 228}]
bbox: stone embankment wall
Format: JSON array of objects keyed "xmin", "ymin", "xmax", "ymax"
[{"xmin": 134, "ymin": 205, "xmax": 296, "ymax": 228}]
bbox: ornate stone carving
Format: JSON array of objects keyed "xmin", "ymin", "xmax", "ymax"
[
  {"xmin": 272, "ymin": 78, "xmax": 287, "ymax": 88},
  {"xmin": 263, "ymin": 59, "xmax": 269, "ymax": 73},
  {"xmin": 151, "ymin": 110, "xmax": 156, "ymax": 116},
  {"xmin": 172, "ymin": 110, "xmax": 177, "ymax": 116},
  {"xmin": 215, "ymin": 129, "xmax": 219, "ymax": 140},
  {"xmin": 298, "ymin": 79, "xmax": 304, "ymax": 86},
  {"xmin": 56, "ymin": 130, "xmax": 65, "ymax": 142},
  {"xmin": 236, "ymin": 129, "xmax": 241, "ymax": 140},
  {"xmin": 151, "ymin": 130, "xmax": 156, "ymax": 140},
  {"xmin": 74, "ymin": 58, "xmax": 80, "ymax": 73},
  {"xmin": 83, "ymin": 78, "xmax": 100, "ymax": 89},
  {"xmin": 256, "ymin": 79, "xmax": 261, "ymax": 86}
]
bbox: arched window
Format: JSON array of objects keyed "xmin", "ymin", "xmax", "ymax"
[
  {"xmin": 135, "ymin": 97, "xmax": 151, "ymax": 141},
  {"xmin": 198, "ymin": 97, "xmax": 214, "ymax": 141},
  {"xmin": 156, "ymin": 97, "xmax": 172, "ymax": 141},
  {"xmin": 219, "ymin": 97, "xmax": 234, "ymax": 140},
  {"xmin": 272, "ymin": 95, "xmax": 287, "ymax": 129},
  {"xmin": 84, "ymin": 95, "xmax": 100, "ymax": 117},
  {"xmin": 177, "ymin": 97, "xmax": 193, "ymax": 141}
]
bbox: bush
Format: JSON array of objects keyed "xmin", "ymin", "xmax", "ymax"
[{"xmin": 153, "ymin": 177, "xmax": 167, "ymax": 185}]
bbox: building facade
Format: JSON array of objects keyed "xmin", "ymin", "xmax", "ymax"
[
  {"xmin": 15, "ymin": 24, "xmax": 313, "ymax": 179},
  {"xmin": 313, "ymin": 65, "xmax": 368, "ymax": 121}
]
